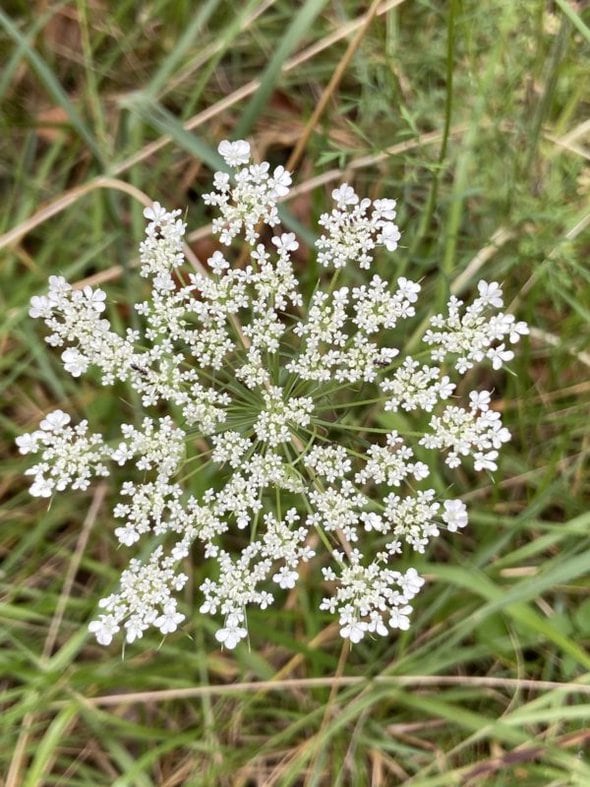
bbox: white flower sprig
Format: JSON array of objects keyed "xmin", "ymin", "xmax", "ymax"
[{"xmin": 17, "ymin": 139, "xmax": 529, "ymax": 649}]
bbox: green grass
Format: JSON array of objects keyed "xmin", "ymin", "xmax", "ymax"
[{"xmin": 1, "ymin": 1, "xmax": 590, "ymax": 784}]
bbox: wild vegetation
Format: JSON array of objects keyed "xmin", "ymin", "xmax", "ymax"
[{"xmin": 1, "ymin": 1, "xmax": 589, "ymax": 784}]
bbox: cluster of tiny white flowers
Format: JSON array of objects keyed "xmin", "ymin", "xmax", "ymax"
[
  {"xmin": 355, "ymin": 431, "xmax": 429, "ymax": 488},
  {"xmin": 18, "ymin": 139, "xmax": 528, "ymax": 650},
  {"xmin": 200, "ymin": 510, "xmax": 314, "ymax": 649},
  {"xmin": 381, "ymin": 358, "xmax": 455, "ymax": 413},
  {"xmin": 211, "ymin": 430, "xmax": 251, "ymax": 468},
  {"xmin": 203, "ymin": 139, "xmax": 291, "ymax": 245},
  {"xmin": 29, "ymin": 277, "xmax": 133, "ymax": 384},
  {"xmin": 420, "ymin": 390, "xmax": 512, "ymax": 471},
  {"xmin": 352, "ymin": 275, "xmax": 420, "ymax": 334},
  {"xmin": 304, "ymin": 445, "xmax": 351, "ymax": 483},
  {"xmin": 308, "ymin": 481, "xmax": 366, "ymax": 543},
  {"xmin": 111, "ymin": 417, "xmax": 185, "ymax": 478},
  {"xmin": 287, "ymin": 284, "xmax": 401, "ymax": 384},
  {"xmin": 424, "ymin": 281, "xmax": 529, "ymax": 373},
  {"xmin": 16, "ymin": 410, "xmax": 110, "ymax": 498},
  {"xmin": 320, "ymin": 553, "xmax": 424, "ymax": 643},
  {"xmin": 316, "ymin": 185, "xmax": 401, "ymax": 269},
  {"xmin": 89, "ymin": 546, "xmax": 187, "ymax": 645},
  {"xmin": 253, "ymin": 386, "xmax": 313, "ymax": 447}
]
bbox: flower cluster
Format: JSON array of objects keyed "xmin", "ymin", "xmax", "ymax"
[
  {"xmin": 424, "ymin": 282, "xmax": 528, "ymax": 373},
  {"xmin": 316, "ymin": 185, "xmax": 401, "ymax": 269},
  {"xmin": 203, "ymin": 139, "xmax": 291, "ymax": 245},
  {"xmin": 18, "ymin": 139, "xmax": 528, "ymax": 649},
  {"xmin": 420, "ymin": 390, "xmax": 511, "ymax": 471},
  {"xmin": 320, "ymin": 554, "xmax": 424, "ymax": 643},
  {"xmin": 16, "ymin": 410, "xmax": 109, "ymax": 498}
]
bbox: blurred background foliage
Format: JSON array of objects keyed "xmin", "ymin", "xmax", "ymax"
[{"xmin": 1, "ymin": 1, "xmax": 589, "ymax": 784}]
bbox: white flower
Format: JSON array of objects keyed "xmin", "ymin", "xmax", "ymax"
[
  {"xmin": 332, "ymin": 183, "xmax": 359, "ymax": 207},
  {"xmin": 125, "ymin": 617, "xmax": 148, "ymax": 644},
  {"xmin": 396, "ymin": 277, "xmax": 420, "ymax": 302},
  {"xmin": 379, "ymin": 221, "xmax": 401, "ymax": 251},
  {"xmin": 442, "ymin": 499, "xmax": 468, "ymax": 532},
  {"xmin": 82, "ymin": 286, "xmax": 107, "ymax": 313},
  {"xmin": 40, "ymin": 409, "xmax": 71, "ymax": 431},
  {"xmin": 478, "ymin": 280, "xmax": 503, "ymax": 308},
  {"xmin": 155, "ymin": 602, "xmax": 185, "ymax": 635},
  {"xmin": 372, "ymin": 198, "xmax": 397, "ymax": 220},
  {"xmin": 15, "ymin": 432, "xmax": 40, "ymax": 455},
  {"xmin": 340, "ymin": 619, "xmax": 367, "ymax": 643},
  {"xmin": 270, "ymin": 165, "xmax": 292, "ymax": 198},
  {"xmin": 19, "ymin": 145, "xmax": 527, "ymax": 652},
  {"xmin": 62, "ymin": 347, "xmax": 89, "ymax": 377},
  {"xmin": 88, "ymin": 616, "xmax": 120, "ymax": 646},
  {"xmin": 488, "ymin": 343, "xmax": 514, "ymax": 370},
  {"xmin": 207, "ymin": 250, "xmax": 229, "ymax": 275},
  {"xmin": 143, "ymin": 202, "xmax": 168, "ymax": 223},
  {"xmin": 389, "ymin": 605, "xmax": 412, "ymax": 630},
  {"xmin": 509, "ymin": 320, "xmax": 529, "ymax": 343},
  {"xmin": 29, "ymin": 295, "xmax": 52, "ymax": 319},
  {"xmin": 367, "ymin": 611, "xmax": 389, "ymax": 637},
  {"xmin": 469, "ymin": 390, "xmax": 491, "ymax": 411},
  {"xmin": 272, "ymin": 567, "xmax": 298, "ymax": 589},
  {"xmin": 272, "ymin": 232, "xmax": 298, "ymax": 253},
  {"xmin": 47, "ymin": 275, "xmax": 71, "ymax": 301},
  {"xmin": 360, "ymin": 512, "xmax": 384, "ymax": 533},
  {"xmin": 218, "ymin": 139, "xmax": 251, "ymax": 167},
  {"xmin": 397, "ymin": 567, "xmax": 425, "ymax": 598},
  {"xmin": 474, "ymin": 450, "xmax": 499, "ymax": 472},
  {"xmin": 29, "ymin": 477, "xmax": 54, "ymax": 498},
  {"xmin": 114, "ymin": 525, "xmax": 140, "ymax": 546},
  {"xmin": 213, "ymin": 171, "xmax": 230, "ymax": 191},
  {"xmin": 215, "ymin": 613, "xmax": 247, "ymax": 649}
]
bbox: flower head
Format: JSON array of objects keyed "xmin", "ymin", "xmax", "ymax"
[
  {"xmin": 17, "ymin": 140, "xmax": 528, "ymax": 651},
  {"xmin": 218, "ymin": 139, "xmax": 251, "ymax": 167}
]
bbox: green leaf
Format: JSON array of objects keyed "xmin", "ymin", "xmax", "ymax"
[
  {"xmin": 234, "ymin": 0, "xmax": 328, "ymax": 138},
  {"xmin": 0, "ymin": 8, "xmax": 103, "ymax": 163}
]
